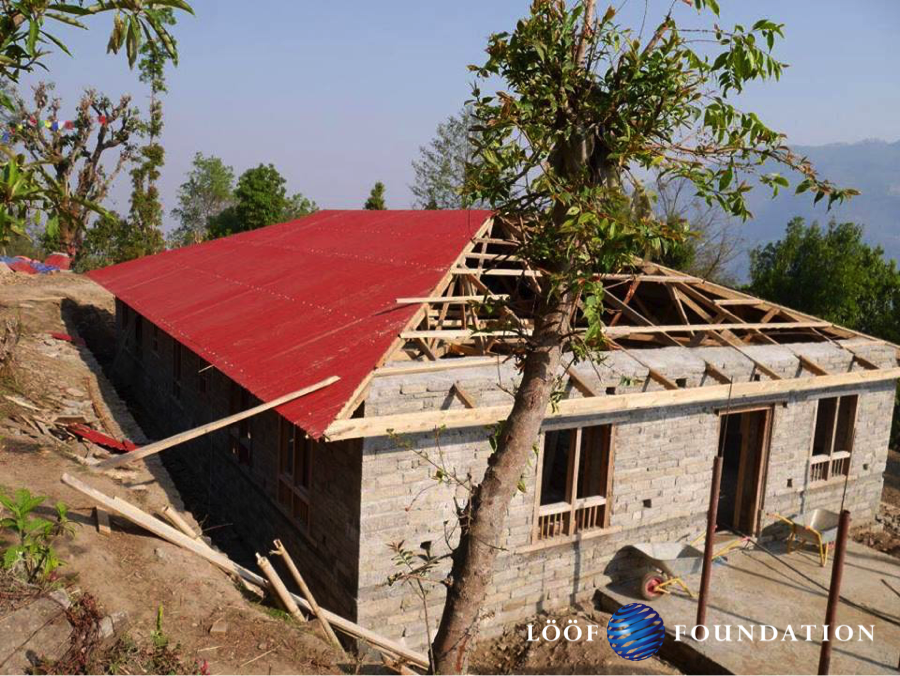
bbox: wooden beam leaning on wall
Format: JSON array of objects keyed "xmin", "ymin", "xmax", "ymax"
[
  {"xmin": 325, "ymin": 367, "xmax": 900, "ymax": 440},
  {"xmin": 61, "ymin": 473, "xmax": 430, "ymax": 670},
  {"xmin": 93, "ymin": 376, "xmax": 340, "ymax": 472}
]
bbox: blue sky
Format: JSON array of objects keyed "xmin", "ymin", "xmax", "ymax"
[{"xmin": 19, "ymin": 1, "xmax": 900, "ymax": 233}]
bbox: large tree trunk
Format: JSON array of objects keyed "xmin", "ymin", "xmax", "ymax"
[{"xmin": 431, "ymin": 285, "xmax": 576, "ymax": 674}]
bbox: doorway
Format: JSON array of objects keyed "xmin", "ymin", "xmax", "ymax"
[{"xmin": 717, "ymin": 408, "xmax": 771, "ymax": 534}]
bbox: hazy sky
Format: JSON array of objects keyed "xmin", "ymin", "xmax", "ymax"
[{"xmin": 19, "ymin": 1, "xmax": 900, "ymax": 233}]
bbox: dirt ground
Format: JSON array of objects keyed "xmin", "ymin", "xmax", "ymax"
[
  {"xmin": 853, "ymin": 447, "xmax": 900, "ymax": 558},
  {"xmin": 0, "ymin": 272, "xmax": 347, "ymax": 674}
]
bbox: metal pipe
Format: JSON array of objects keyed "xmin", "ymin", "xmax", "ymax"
[
  {"xmin": 696, "ymin": 454, "xmax": 723, "ymax": 628},
  {"xmin": 817, "ymin": 509, "xmax": 851, "ymax": 675}
]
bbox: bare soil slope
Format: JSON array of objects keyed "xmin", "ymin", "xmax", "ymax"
[{"xmin": 0, "ymin": 272, "xmax": 345, "ymax": 674}]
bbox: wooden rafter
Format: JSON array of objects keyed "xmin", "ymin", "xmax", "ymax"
[
  {"xmin": 612, "ymin": 343, "xmax": 679, "ymax": 390},
  {"xmin": 380, "ymin": 232, "xmax": 894, "ymax": 393},
  {"xmin": 327, "ymin": 368, "xmax": 900, "ymax": 440},
  {"xmin": 707, "ymin": 331, "xmax": 782, "ymax": 380},
  {"xmin": 452, "ymin": 382, "xmax": 478, "ymax": 408},
  {"xmin": 567, "ymin": 368, "xmax": 599, "ymax": 397},
  {"xmin": 704, "ymin": 361, "xmax": 732, "ymax": 384}
]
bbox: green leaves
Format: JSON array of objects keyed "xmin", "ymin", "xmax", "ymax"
[
  {"xmin": 749, "ymin": 217, "xmax": 900, "ymax": 343},
  {"xmin": 0, "ymin": 1, "xmax": 192, "ymax": 245},
  {"xmin": 0, "ymin": 487, "xmax": 71, "ymax": 581},
  {"xmin": 461, "ymin": 0, "xmax": 855, "ymax": 364}
]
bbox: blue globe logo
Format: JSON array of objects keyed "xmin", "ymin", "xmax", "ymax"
[{"xmin": 607, "ymin": 603, "xmax": 665, "ymax": 661}]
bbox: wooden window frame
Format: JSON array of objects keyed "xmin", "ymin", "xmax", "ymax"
[
  {"xmin": 229, "ymin": 383, "xmax": 252, "ymax": 467},
  {"xmin": 531, "ymin": 424, "xmax": 615, "ymax": 544},
  {"xmin": 172, "ymin": 341, "xmax": 183, "ymax": 400},
  {"xmin": 808, "ymin": 394, "xmax": 859, "ymax": 484},
  {"xmin": 276, "ymin": 417, "xmax": 312, "ymax": 531}
]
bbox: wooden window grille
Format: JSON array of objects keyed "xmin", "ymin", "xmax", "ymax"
[
  {"xmin": 809, "ymin": 395, "xmax": 858, "ymax": 483},
  {"xmin": 534, "ymin": 424, "xmax": 614, "ymax": 542}
]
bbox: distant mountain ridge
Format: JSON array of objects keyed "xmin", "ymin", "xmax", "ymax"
[{"xmin": 738, "ymin": 138, "xmax": 900, "ymax": 276}]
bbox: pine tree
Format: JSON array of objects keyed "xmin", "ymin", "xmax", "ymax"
[{"xmin": 364, "ymin": 181, "xmax": 386, "ymax": 210}]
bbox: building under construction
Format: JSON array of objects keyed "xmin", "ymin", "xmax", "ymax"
[{"xmin": 88, "ymin": 210, "xmax": 898, "ymax": 648}]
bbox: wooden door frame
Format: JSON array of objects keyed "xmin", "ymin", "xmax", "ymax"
[{"xmin": 717, "ymin": 406, "xmax": 774, "ymax": 534}]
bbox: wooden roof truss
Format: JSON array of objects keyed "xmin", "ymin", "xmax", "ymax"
[{"xmin": 389, "ymin": 218, "xmax": 878, "ymax": 364}]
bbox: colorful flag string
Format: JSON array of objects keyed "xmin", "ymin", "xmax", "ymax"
[{"xmin": 1, "ymin": 115, "xmax": 110, "ymax": 143}]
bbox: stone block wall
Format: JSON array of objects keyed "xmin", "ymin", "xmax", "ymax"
[
  {"xmin": 356, "ymin": 340, "xmax": 895, "ymax": 649},
  {"xmin": 110, "ymin": 301, "xmax": 363, "ymax": 620},
  {"xmin": 109, "ymin": 297, "xmax": 895, "ymax": 649}
]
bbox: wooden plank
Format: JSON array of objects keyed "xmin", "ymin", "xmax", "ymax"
[
  {"xmin": 614, "ymin": 345, "xmax": 678, "ymax": 390},
  {"xmin": 61, "ymin": 473, "xmax": 430, "ymax": 670},
  {"xmin": 666, "ymin": 284, "xmax": 692, "ymax": 330},
  {"xmin": 704, "ymin": 362, "xmax": 732, "ymax": 384},
  {"xmin": 257, "ymin": 554, "xmax": 307, "ymax": 623},
  {"xmin": 94, "ymin": 507, "xmax": 111, "ymax": 536},
  {"xmin": 463, "ymin": 251, "xmax": 526, "ymax": 263},
  {"xmin": 760, "ymin": 307, "xmax": 780, "ymax": 323},
  {"xmin": 567, "ymin": 368, "xmax": 599, "ymax": 397},
  {"xmin": 452, "ymin": 382, "xmax": 478, "ymax": 408},
  {"xmin": 708, "ymin": 332, "xmax": 782, "ymax": 380},
  {"xmin": 473, "ymin": 237, "xmax": 516, "ymax": 245},
  {"xmin": 94, "ymin": 376, "xmax": 340, "ymax": 471},
  {"xmin": 850, "ymin": 352, "xmax": 880, "ymax": 371},
  {"xmin": 374, "ymin": 356, "xmax": 504, "ymax": 377},
  {"xmin": 606, "ymin": 321, "xmax": 831, "ymax": 337},
  {"xmin": 400, "ymin": 329, "xmax": 524, "ymax": 340},
  {"xmin": 714, "ymin": 299, "xmax": 764, "ymax": 306},
  {"xmin": 396, "ymin": 294, "xmax": 509, "ymax": 304},
  {"xmin": 324, "ymin": 367, "xmax": 900, "ymax": 440},
  {"xmin": 414, "ymin": 338, "xmax": 438, "ymax": 361},
  {"xmin": 600, "ymin": 274, "xmax": 701, "ymax": 282},
  {"xmin": 160, "ymin": 506, "xmax": 200, "ymax": 540},
  {"xmin": 797, "ymin": 354, "xmax": 830, "ymax": 376},
  {"xmin": 451, "ymin": 267, "xmax": 541, "ymax": 278}
]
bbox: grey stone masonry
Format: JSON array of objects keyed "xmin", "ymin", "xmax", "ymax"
[
  {"xmin": 110, "ymin": 301, "xmax": 363, "ymax": 621},
  {"xmin": 109, "ymin": 296, "xmax": 896, "ymax": 653},
  {"xmin": 357, "ymin": 339, "xmax": 896, "ymax": 649}
]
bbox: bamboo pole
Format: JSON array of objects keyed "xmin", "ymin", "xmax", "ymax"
[
  {"xmin": 256, "ymin": 554, "xmax": 306, "ymax": 623},
  {"xmin": 94, "ymin": 376, "xmax": 339, "ymax": 471},
  {"xmin": 271, "ymin": 539, "xmax": 343, "ymax": 651},
  {"xmin": 60, "ymin": 473, "xmax": 429, "ymax": 669},
  {"xmin": 160, "ymin": 506, "xmax": 200, "ymax": 539}
]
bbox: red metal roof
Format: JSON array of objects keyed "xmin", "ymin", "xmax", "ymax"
[{"xmin": 88, "ymin": 210, "xmax": 489, "ymax": 438}]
